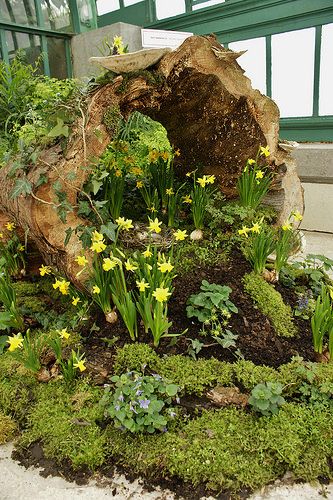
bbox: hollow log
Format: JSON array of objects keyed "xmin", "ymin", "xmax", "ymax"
[{"xmin": 0, "ymin": 35, "xmax": 303, "ymax": 285}]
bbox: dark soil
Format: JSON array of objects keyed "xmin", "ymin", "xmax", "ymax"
[{"xmin": 84, "ymin": 250, "xmax": 315, "ymax": 379}]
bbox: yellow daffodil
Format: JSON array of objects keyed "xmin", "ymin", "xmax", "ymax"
[
  {"xmin": 186, "ymin": 171, "xmax": 192, "ymax": 177},
  {"xmin": 158, "ymin": 260, "xmax": 174, "ymax": 273},
  {"xmin": 161, "ymin": 151, "xmax": 170, "ymax": 161},
  {"xmin": 328, "ymin": 286, "xmax": 333, "ymax": 301},
  {"xmin": 136, "ymin": 180, "xmax": 143, "ymax": 189},
  {"xmin": 260, "ymin": 145, "xmax": 270, "ymax": 157},
  {"xmin": 248, "ymin": 159, "xmax": 256, "ymax": 165},
  {"xmin": 53, "ymin": 279, "xmax": 61, "ymax": 290},
  {"xmin": 39, "ymin": 264, "xmax": 52, "ymax": 276},
  {"xmin": 130, "ymin": 166, "xmax": 143, "ymax": 176},
  {"xmin": 18, "ymin": 245, "xmax": 25, "ymax": 252},
  {"xmin": 197, "ymin": 177, "xmax": 207, "ymax": 188},
  {"xmin": 142, "ymin": 247, "xmax": 152, "ymax": 258},
  {"xmin": 136, "ymin": 279, "xmax": 150, "ymax": 292},
  {"xmin": 75, "ymin": 255, "xmax": 88, "ymax": 266},
  {"xmin": 238, "ymin": 226, "xmax": 250, "ymax": 237},
  {"xmin": 205, "ymin": 174, "xmax": 216, "ymax": 184},
  {"xmin": 148, "ymin": 150, "xmax": 159, "ymax": 163},
  {"xmin": 174, "ymin": 229, "xmax": 188, "ymax": 241},
  {"xmin": 113, "ymin": 35, "xmax": 123, "ymax": 47},
  {"xmin": 152, "ymin": 287, "xmax": 171, "ymax": 303},
  {"xmin": 5, "ymin": 222, "xmax": 15, "ymax": 231},
  {"xmin": 182, "ymin": 195, "xmax": 192, "ymax": 204},
  {"xmin": 7, "ymin": 333, "xmax": 23, "ymax": 352},
  {"xmin": 282, "ymin": 221, "xmax": 292, "ymax": 231},
  {"xmin": 148, "ymin": 217, "xmax": 162, "ymax": 234},
  {"xmin": 251, "ymin": 223, "xmax": 261, "ymax": 234},
  {"xmin": 116, "ymin": 217, "xmax": 133, "ymax": 231},
  {"xmin": 166, "ymin": 188, "xmax": 174, "ymax": 195},
  {"xmin": 92, "ymin": 230, "xmax": 104, "ymax": 242},
  {"xmin": 90, "ymin": 240, "xmax": 106, "ymax": 253},
  {"xmin": 148, "ymin": 206, "xmax": 157, "ymax": 213},
  {"xmin": 58, "ymin": 280, "xmax": 70, "ymax": 295},
  {"xmin": 115, "ymin": 169, "xmax": 122, "ymax": 177},
  {"xmin": 174, "ymin": 149, "xmax": 181, "ymax": 157},
  {"xmin": 58, "ymin": 328, "xmax": 70, "ymax": 339},
  {"xmin": 146, "ymin": 263, "xmax": 153, "ymax": 271},
  {"xmin": 125, "ymin": 260, "xmax": 138, "ymax": 272},
  {"xmin": 0, "ymin": 233, "xmax": 3, "ymax": 239},
  {"xmin": 74, "ymin": 359, "xmax": 86, "ymax": 372},
  {"xmin": 102, "ymin": 257, "xmax": 117, "ymax": 271},
  {"xmin": 292, "ymin": 210, "xmax": 303, "ymax": 221},
  {"xmin": 92, "ymin": 285, "xmax": 100, "ymax": 294},
  {"xmin": 72, "ymin": 296, "xmax": 81, "ymax": 306},
  {"xmin": 255, "ymin": 170, "xmax": 264, "ymax": 180}
]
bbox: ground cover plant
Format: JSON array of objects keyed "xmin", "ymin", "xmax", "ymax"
[{"xmin": 0, "ymin": 55, "xmax": 333, "ymax": 499}]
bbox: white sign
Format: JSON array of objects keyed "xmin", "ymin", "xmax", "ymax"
[{"xmin": 141, "ymin": 28, "xmax": 193, "ymax": 49}]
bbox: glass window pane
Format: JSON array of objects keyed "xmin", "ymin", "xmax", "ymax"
[
  {"xmin": 0, "ymin": 0, "xmax": 37, "ymax": 26},
  {"xmin": 228, "ymin": 37, "xmax": 266, "ymax": 94},
  {"xmin": 6, "ymin": 31, "xmax": 42, "ymax": 68},
  {"xmin": 193, "ymin": 0, "xmax": 225, "ymax": 11},
  {"xmin": 96, "ymin": 0, "xmax": 119, "ymax": 15},
  {"xmin": 41, "ymin": 0, "xmax": 73, "ymax": 32},
  {"xmin": 156, "ymin": 0, "xmax": 185, "ymax": 20},
  {"xmin": 319, "ymin": 23, "xmax": 333, "ymax": 116},
  {"xmin": 272, "ymin": 28, "xmax": 315, "ymax": 118},
  {"xmin": 47, "ymin": 37, "xmax": 68, "ymax": 79},
  {"xmin": 124, "ymin": 0, "xmax": 142, "ymax": 5}
]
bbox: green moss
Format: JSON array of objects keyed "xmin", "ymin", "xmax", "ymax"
[
  {"xmin": 18, "ymin": 380, "xmax": 106, "ymax": 469},
  {"xmin": 113, "ymin": 343, "xmax": 160, "ymax": 374},
  {"xmin": 243, "ymin": 272, "xmax": 298, "ymax": 337},
  {"xmin": 233, "ymin": 359, "xmax": 279, "ymax": 389},
  {"xmin": 0, "ymin": 412, "xmax": 17, "ymax": 444}
]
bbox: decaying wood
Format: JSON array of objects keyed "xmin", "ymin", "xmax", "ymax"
[{"xmin": 0, "ymin": 35, "xmax": 303, "ymax": 285}]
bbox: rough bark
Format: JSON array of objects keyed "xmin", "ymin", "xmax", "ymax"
[{"xmin": 0, "ymin": 35, "xmax": 303, "ymax": 285}]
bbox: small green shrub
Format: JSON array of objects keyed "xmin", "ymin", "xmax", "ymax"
[
  {"xmin": 186, "ymin": 280, "xmax": 237, "ymax": 323},
  {"xmin": 249, "ymin": 382, "xmax": 285, "ymax": 416},
  {"xmin": 101, "ymin": 372, "xmax": 179, "ymax": 433},
  {"xmin": 243, "ymin": 272, "xmax": 298, "ymax": 337}
]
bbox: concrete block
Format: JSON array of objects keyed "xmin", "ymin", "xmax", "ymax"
[
  {"xmin": 300, "ymin": 182, "xmax": 333, "ymax": 233},
  {"xmin": 293, "ymin": 143, "xmax": 333, "ymax": 182},
  {"xmin": 71, "ymin": 22, "xmax": 142, "ymax": 79}
]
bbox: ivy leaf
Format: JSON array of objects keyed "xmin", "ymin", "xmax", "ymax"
[
  {"xmin": 35, "ymin": 173, "xmax": 48, "ymax": 187},
  {"xmin": 48, "ymin": 117, "xmax": 69, "ymax": 138},
  {"xmin": 11, "ymin": 178, "xmax": 32, "ymax": 198},
  {"xmin": 91, "ymin": 179, "xmax": 103, "ymax": 195},
  {"xmin": 101, "ymin": 221, "xmax": 117, "ymax": 242},
  {"xmin": 78, "ymin": 201, "xmax": 92, "ymax": 217}
]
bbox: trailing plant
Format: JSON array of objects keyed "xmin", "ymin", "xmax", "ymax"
[
  {"xmin": 0, "ymin": 223, "xmax": 26, "ymax": 276},
  {"xmin": 236, "ymin": 147, "xmax": 273, "ymax": 210},
  {"xmin": 186, "ymin": 280, "xmax": 237, "ymax": 323},
  {"xmin": 101, "ymin": 371, "xmax": 179, "ymax": 433},
  {"xmin": 291, "ymin": 254, "xmax": 333, "ymax": 296},
  {"xmin": 243, "ymin": 272, "xmax": 298, "ymax": 337},
  {"xmin": 294, "ymin": 290, "xmax": 315, "ymax": 320},
  {"xmin": 249, "ymin": 382, "xmax": 285, "ymax": 416}
]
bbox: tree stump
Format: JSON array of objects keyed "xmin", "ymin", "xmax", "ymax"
[{"xmin": 0, "ymin": 35, "xmax": 303, "ymax": 285}]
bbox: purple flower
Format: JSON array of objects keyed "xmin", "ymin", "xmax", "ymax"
[
  {"xmin": 115, "ymin": 404, "xmax": 120, "ymax": 411},
  {"xmin": 139, "ymin": 399, "xmax": 150, "ymax": 409},
  {"xmin": 169, "ymin": 410, "xmax": 176, "ymax": 418},
  {"xmin": 136, "ymin": 389, "xmax": 144, "ymax": 396},
  {"xmin": 118, "ymin": 393, "xmax": 124, "ymax": 402},
  {"xmin": 129, "ymin": 402, "xmax": 138, "ymax": 414},
  {"xmin": 162, "ymin": 426, "xmax": 168, "ymax": 433}
]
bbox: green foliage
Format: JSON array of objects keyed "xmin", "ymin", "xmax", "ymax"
[
  {"xmin": 236, "ymin": 153, "xmax": 273, "ymax": 210},
  {"xmin": 175, "ymin": 238, "xmax": 228, "ymax": 275},
  {"xmin": 101, "ymin": 372, "xmax": 179, "ymax": 433},
  {"xmin": 191, "ymin": 174, "xmax": 216, "ymax": 229},
  {"xmin": 0, "ymin": 412, "xmax": 17, "ymax": 444},
  {"xmin": 8, "ymin": 330, "xmax": 44, "ymax": 373},
  {"xmin": 243, "ymin": 272, "xmax": 298, "ymax": 337},
  {"xmin": 113, "ymin": 343, "xmax": 160, "ymax": 374},
  {"xmin": 186, "ymin": 280, "xmax": 237, "ymax": 323},
  {"xmin": 291, "ymin": 254, "xmax": 333, "ymax": 296},
  {"xmin": 311, "ymin": 284, "xmax": 333, "ymax": 355},
  {"xmin": 0, "ymin": 271, "xmax": 24, "ymax": 331},
  {"xmin": 242, "ymin": 224, "xmax": 275, "ymax": 274},
  {"xmin": 249, "ymin": 382, "xmax": 285, "ymax": 416}
]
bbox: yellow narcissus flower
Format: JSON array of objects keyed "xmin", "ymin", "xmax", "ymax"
[
  {"xmin": 125, "ymin": 260, "xmax": 138, "ymax": 272},
  {"xmin": 161, "ymin": 151, "xmax": 170, "ymax": 161},
  {"xmin": 251, "ymin": 223, "xmax": 261, "ymax": 234},
  {"xmin": 92, "ymin": 230, "xmax": 104, "ymax": 242},
  {"xmin": 18, "ymin": 245, "xmax": 25, "ymax": 252},
  {"xmin": 113, "ymin": 35, "xmax": 123, "ymax": 48},
  {"xmin": 197, "ymin": 177, "xmax": 207, "ymax": 188},
  {"xmin": 136, "ymin": 279, "xmax": 150, "ymax": 292},
  {"xmin": 75, "ymin": 255, "xmax": 88, "ymax": 266},
  {"xmin": 7, "ymin": 333, "xmax": 23, "ymax": 352},
  {"xmin": 166, "ymin": 188, "xmax": 174, "ymax": 195},
  {"xmin": 102, "ymin": 257, "xmax": 117, "ymax": 271},
  {"xmin": 142, "ymin": 247, "xmax": 152, "ymax": 258},
  {"xmin": 152, "ymin": 287, "xmax": 171, "ymax": 303},
  {"xmin": 174, "ymin": 229, "xmax": 188, "ymax": 241},
  {"xmin": 248, "ymin": 159, "xmax": 256, "ymax": 165},
  {"xmin": 53, "ymin": 279, "xmax": 61, "ymax": 290},
  {"xmin": 238, "ymin": 226, "xmax": 251, "ymax": 237},
  {"xmin": 157, "ymin": 260, "xmax": 174, "ymax": 273},
  {"xmin": 58, "ymin": 280, "xmax": 70, "ymax": 295},
  {"xmin": 115, "ymin": 169, "xmax": 122, "ymax": 177},
  {"xmin": 90, "ymin": 240, "xmax": 106, "ymax": 253},
  {"xmin": 5, "ymin": 222, "xmax": 15, "ymax": 231},
  {"xmin": 292, "ymin": 210, "xmax": 303, "ymax": 222},
  {"xmin": 92, "ymin": 285, "xmax": 100, "ymax": 294},
  {"xmin": 136, "ymin": 180, "xmax": 143, "ymax": 189},
  {"xmin": 182, "ymin": 195, "xmax": 192, "ymax": 204},
  {"xmin": 58, "ymin": 328, "xmax": 70, "ymax": 340},
  {"xmin": 116, "ymin": 217, "xmax": 133, "ymax": 231},
  {"xmin": 74, "ymin": 359, "xmax": 86, "ymax": 372},
  {"xmin": 0, "ymin": 233, "xmax": 3, "ymax": 238},
  {"xmin": 282, "ymin": 221, "xmax": 292, "ymax": 231},
  {"xmin": 260, "ymin": 145, "xmax": 270, "ymax": 157},
  {"xmin": 39, "ymin": 264, "xmax": 52, "ymax": 276},
  {"xmin": 148, "ymin": 150, "xmax": 159, "ymax": 163},
  {"xmin": 148, "ymin": 206, "xmax": 157, "ymax": 213},
  {"xmin": 205, "ymin": 174, "xmax": 216, "ymax": 184},
  {"xmin": 148, "ymin": 217, "xmax": 162, "ymax": 234},
  {"xmin": 174, "ymin": 149, "xmax": 181, "ymax": 157},
  {"xmin": 255, "ymin": 170, "xmax": 264, "ymax": 180},
  {"xmin": 72, "ymin": 296, "xmax": 81, "ymax": 306}
]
